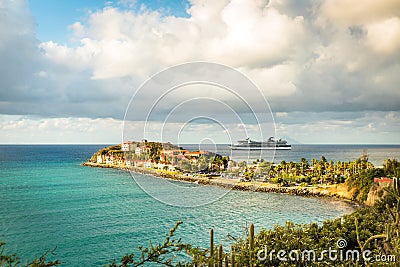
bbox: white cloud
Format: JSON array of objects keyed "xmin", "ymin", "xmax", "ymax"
[
  {"xmin": 208, "ymin": 1, "xmax": 305, "ymax": 67},
  {"xmin": 39, "ymin": 1, "xmax": 306, "ymax": 79},
  {"xmin": 319, "ymin": 0, "xmax": 400, "ymax": 27},
  {"xmin": 39, "ymin": 40, "xmax": 94, "ymax": 71},
  {"xmin": 366, "ymin": 17, "xmax": 400, "ymax": 54},
  {"xmin": 242, "ymin": 64, "xmax": 298, "ymax": 97},
  {"xmin": 276, "ymin": 112, "xmax": 288, "ymax": 118},
  {"xmin": 0, "ymin": 115, "xmax": 123, "ymax": 144},
  {"xmin": 1, "ymin": 0, "xmax": 400, "ymax": 143},
  {"xmin": 275, "ymin": 111, "xmax": 400, "ymax": 144}
]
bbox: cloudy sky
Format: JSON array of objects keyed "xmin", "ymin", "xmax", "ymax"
[{"xmin": 0, "ymin": 0, "xmax": 399, "ymax": 144}]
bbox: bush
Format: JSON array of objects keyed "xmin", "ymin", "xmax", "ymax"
[{"xmin": 0, "ymin": 242, "xmax": 61, "ymax": 267}]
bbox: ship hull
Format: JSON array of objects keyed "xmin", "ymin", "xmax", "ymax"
[
  {"xmin": 230, "ymin": 137, "xmax": 292, "ymax": 150},
  {"xmin": 229, "ymin": 146, "xmax": 291, "ymax": 150}
]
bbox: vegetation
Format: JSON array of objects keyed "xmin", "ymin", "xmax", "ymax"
[
  {"xmin": 91, "ymin": 141, "xmax": 399, "ymax": 205},
  {"xmin": 383, "ymin": 159, "xmax": 400, "ymax": 178},
  {"xmin": 3, "ymin": 176, "xmax": 400, "ymax": 266},
  {"xmin": 346, "ymin": 168, "xmax": 382, "ymax": 202},
  {"xmin": 266, "ymin": 156, "xmax": 374, "ymax": 185},
  {"xmin": 91, "ymin": 141, "xmax": 397, "ymax": 186},
  {"xmin": 260, "ymin": 157, "xmax": 400, "ymax": 203},
  {"xmin": 92, "ymin": 141, "xmax": 230, "ymax": 174},
  {"xmin": 109, "ymin": 178, "xmax": 400, "ymax": 266},
  {"xmin": 0, "ymin": 242, "xmax": 61, "ymax": 267},
  {"xmin": 106, "ymin": 221, "xmax": 193, "ymax": 267},
  {"xmin": 84, "ymin": 144, "xmax": 400, "ymax": 265},
  {"xmin": 4, "ymin": 142, "xmax": 400, "ymax": 266}
]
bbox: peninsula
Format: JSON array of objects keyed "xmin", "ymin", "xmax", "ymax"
[{"xmin": 83, "ymin": 140, "xmax": 399, "ymax": 205}]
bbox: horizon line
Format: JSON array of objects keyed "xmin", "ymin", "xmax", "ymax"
[{"xmin": 1, "ymin": 143, "xmax": 400, "ymax": 146}]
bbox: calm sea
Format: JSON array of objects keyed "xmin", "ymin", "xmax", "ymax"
[{"xmin": 0, "ymin": 145, "xmax": 399, "ymax": 266}]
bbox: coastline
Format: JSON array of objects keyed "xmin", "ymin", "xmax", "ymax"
[{"xmin": 82, "ymin": 161, "xmax": 360, "ymax": 206}]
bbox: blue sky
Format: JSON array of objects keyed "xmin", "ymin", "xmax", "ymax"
[
  {"xmin": 30, "ymin": 0, "xmax": 105, "ymax": 43},
  {"xmin": 1, "ymin": 0, "xmax": 400, "ymax": 144},
  {"xmin": 30, "ymin": 0, "xmax": 190, "ymax": 44}
]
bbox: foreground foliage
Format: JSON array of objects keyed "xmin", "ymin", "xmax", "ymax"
[
  {"xmin": 0, "ymin": 242, "xmax": 61, "ymax": 267},
  {"xmin": 105, "ymin": 221, "xmax": 193, "ymax": 267},
  {"xmin": 2, "ymin": 179, "xmax": 399, "ymax": 266},
  {"xmin": 109, "ymin": 179, "xmax": 400, "ymax": 266}
]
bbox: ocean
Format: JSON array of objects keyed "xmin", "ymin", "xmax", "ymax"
[{"xmin": 0, "ymin": 144, "xmax": 399, "ymax": 266}]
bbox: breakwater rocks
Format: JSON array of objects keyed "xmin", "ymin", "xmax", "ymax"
[
  {"xmin": 82, "ymin": 161, "xmax": 211, "ymax": 184},
  {"xmin": 82, "ymin": 162, "xmax": 353, "ymax": 203},
  {"xmin": 233, "ymin": 183, "xmax": 331, "ymax": 198}
]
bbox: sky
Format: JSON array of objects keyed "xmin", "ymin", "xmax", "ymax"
[{"xmin": 0, "ymin": 0, "xmax": 399, "ymax": 144}]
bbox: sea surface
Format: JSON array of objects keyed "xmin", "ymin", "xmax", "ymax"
[{"xmin": 0, "ymin": 144, "xmax": 399, "ymax": 266}]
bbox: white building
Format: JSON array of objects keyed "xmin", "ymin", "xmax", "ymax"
[
  {"xmin": 122, "ymin": 142, "xmax": 137, "ymax": 152},
  {"xmin": 135, "ymin": 147, "xmax": 141, "ymax": 155},
  {"xmin": 106, "ymin": 155, "xmax": 115, "ymax": 165},
  {"xmin": 158, "ymin": 163, "xmax": 175, "ymax": 171},
  {"xmin": 144, "ymin": 161, "xmax": 151, "ymax": 168},
  {"xmin": 135, "ymin": 146, "xmax": 147, "ymax": 155}
]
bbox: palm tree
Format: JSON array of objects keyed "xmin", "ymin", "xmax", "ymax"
[{"xmin": 300, "ymin": 158, "xmax": 309, "ymax": 175}]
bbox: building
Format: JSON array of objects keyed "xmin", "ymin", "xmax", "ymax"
[
  {"xmin": 122, "ymin": 141, "xmax": 138, "ymax": 152},
  {"xmin": 176, "ymin": 154, "xmax": 186, "ymax": 160},
  {"xmin": 156, "ymin": 163, "xmax": 175, "ymax": 171},
  {"xmin": 184, "ymin": 151, "xmax": 205, "ymax": 158},
  {"xmin": 133, "ymin": 160, "xmax": 145, "ymax": 167},
  {"xmin": 133, "ymin": 160, "xmax": 151, "ymax": 168},
  {"xmin": 162, "ymin": 150, "xmax": 181, "ymax": 156},
  {"xmin": 135, "ymin": 145, "xmax": 148, "ymax": 155},
  {"xmin": 106, "ymin": 155, "xmax": 115, "ymax": 165},
  {"xmin": 374, "ymin": 177, "xmax": 393, "ymax": 183}
]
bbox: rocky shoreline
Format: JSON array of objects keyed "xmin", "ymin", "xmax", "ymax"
[{"xmin": 82, "ymin": 161, "xmax": 361, "ymax": 205}]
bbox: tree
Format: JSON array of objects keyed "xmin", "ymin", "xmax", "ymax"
[
  {"xmin": 384, "ymin": 158, "xmax": 400, "ymax": 177},
  {"xmin": 0, "ymin": 242, "xmax": 61, "ymax": 267},
  {"xmin": 106, "ymin": 221, "xmax": 194, "ymax": 267},
  {"xmin": 197, "ymin": 155, "xmax": 209, "ymax": 172},
  {"xmin": 300, "ymin": 157, "xmax": 309, "ymax": 175},
  {"xmin": 238, "ymin": 161, "xmax": 247, "ymax": 168}
]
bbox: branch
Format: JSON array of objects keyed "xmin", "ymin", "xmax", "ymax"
[{"xmin": 108, "ymin": 220, "xmax": 194, "ymax": 267}]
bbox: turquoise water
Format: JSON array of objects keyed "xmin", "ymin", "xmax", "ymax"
[{"xmin": 2, "ymin": 145, "xmax": 396, "ymax": 266}]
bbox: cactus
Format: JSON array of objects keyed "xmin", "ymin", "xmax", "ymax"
[
  {"xmin": 249, "ymin": 223, "xmax": 254, "ymax": 250},
  {"xmin": 355, "ymin": 218, "xmax": 388, "ymax": 253},
  {"xmin": 394, "ymin": 177, "xmax": 400, "ymax": 198},
  {"xmin": 218, "ymin": 244, "xmax": 223, "ymax": 267},
  {"xmin": 193, "ymin": 254, "xmax": 197, "ymax": 267},
  {"xmin": 386, "ymin": 224, "xmax": 392, "ymax": 241},
  {"xmin": 249, "ymin": 223, "xmax": 254, "ymax": 266},
  {"xmin": 230, "ymin": 246, "xmax": 235, "ymax": 267},
  {"xmin": 385, "ymin": 177, "xmax": 400, "ymax": 201},
  {"xmin": 384, "ymin": 177, "xmax": 400, "ymax": 230},
  {"xmin": 355, "ymin": 177, "xmax": 400, "ymax": 260},
  {"xmin": 209, "ymin": 228, "xmax": 214, "ymax": 267}
]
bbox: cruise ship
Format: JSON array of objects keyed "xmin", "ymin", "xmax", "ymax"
[{"xmin": 230, "ymin": 137, "xmax": 291, "ymax": 150}]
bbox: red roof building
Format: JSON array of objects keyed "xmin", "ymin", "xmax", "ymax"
[{"xmin": 374, "ymin": 177, "xmax": 393, "ymax": 183}]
